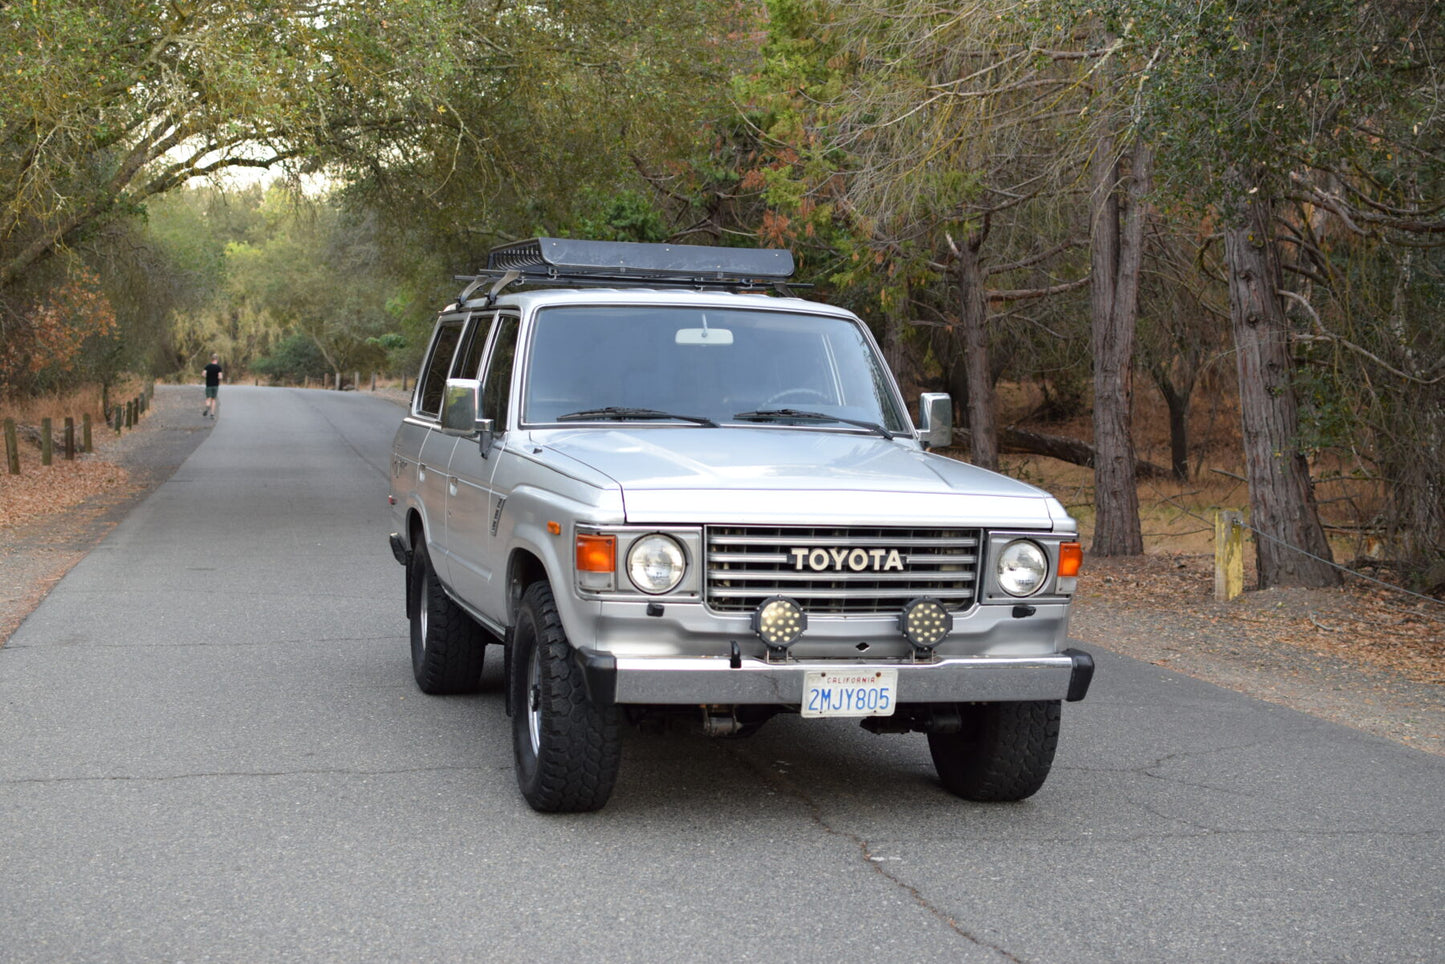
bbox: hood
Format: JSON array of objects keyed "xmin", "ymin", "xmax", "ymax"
[{"xmin": 533, "ymin": 426, "xmax": 1062, "ymax": 528}]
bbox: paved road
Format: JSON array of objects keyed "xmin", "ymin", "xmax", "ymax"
[{"xmin": 2, "ymin": 386, "xmax": 1440, "ymax": 963}]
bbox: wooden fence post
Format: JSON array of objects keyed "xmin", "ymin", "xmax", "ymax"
[
  {"xmin": 1214, "ymin": 509, "xmax": 1245, "ymax": 602},
  {"xmin": 40, "ymin": 417, "xmax": 53, "ymax": 466},
  {"xmin": 64, "ymin": 417, "xmax": 75, "ymax": 460},
  {"xmin": 4, "ymin": 419, "xmax": 18, "ymax": 475},
  {"xmin": 82, "ymin": 413, "xmax": 92, "ymax": 453}
]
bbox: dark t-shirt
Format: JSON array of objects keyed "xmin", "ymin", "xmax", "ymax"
[{"xmin": 204, "ymin": 363, "xmax": 223, "ymax": 388}]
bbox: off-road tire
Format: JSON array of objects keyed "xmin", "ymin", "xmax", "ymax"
[
  {"xmin": 927, "ymin": 700, "xmax": 1061, "ymax": 802},
  {"xmin": 408, "ymin": 543, "xmax": 486, "ymax": 695},
  {"xmin": 510, "ymin": 581, "xmax": 621, "ymax": 812}
]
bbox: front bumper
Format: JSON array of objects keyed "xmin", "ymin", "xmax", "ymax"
[{"xmin": 575, "ymin": 647, "xmax": 1094, "ymax": 707}]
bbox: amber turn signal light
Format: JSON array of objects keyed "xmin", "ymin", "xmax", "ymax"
[
  {"xmin": 576, "ymin": 534, "xmax": 616, "ymax": 573},
  {"xmin": 1058, "ymin": 542, "xmax": 1082, "ymax": 578}
]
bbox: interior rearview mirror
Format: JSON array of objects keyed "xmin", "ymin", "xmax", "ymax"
[{"xmin": 675, "ymin": 327, "xmax": 733, "ymax": 346}]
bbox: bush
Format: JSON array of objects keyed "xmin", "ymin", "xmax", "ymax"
[{"xmin": 250, "ymin": 333, "xmax": 328, "ymax": 383}]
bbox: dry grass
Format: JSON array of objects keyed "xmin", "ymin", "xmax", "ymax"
[{"xmin": 1, "ymin": 376, "xmax": 147, "ymax": 426}]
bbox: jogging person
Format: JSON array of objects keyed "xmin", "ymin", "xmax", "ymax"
[{"xmin": 202, "ymin": 354, "xmax": 223, "ymax": 418}]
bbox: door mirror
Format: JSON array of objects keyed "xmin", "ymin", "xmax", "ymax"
[
  {"xmin": 917, "ymin": 392, "xmax": 953, "ymax": 450},
  {"xmin": 442, "ymin": 378, "xmax": 496, "ymax": 454},
  {"xmin": 441, "ymin": 378, "xmax": 482, "ymax": 433}
]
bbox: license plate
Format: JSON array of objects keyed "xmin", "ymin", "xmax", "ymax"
[{"xmin": 802, "ymin": 669, "xmax": 898, "ymax": 718}]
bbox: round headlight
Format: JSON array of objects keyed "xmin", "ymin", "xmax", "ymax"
[
  {"xmin": 997, "ymin": 540, "xmax": 1048, "ymax": 597},
  {"xmin": 627, "ymin": 534, "xmax": 686, "ymax": 594}
]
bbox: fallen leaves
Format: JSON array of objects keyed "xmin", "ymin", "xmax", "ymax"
[
  {"xmin": 1078, "ymin": 553, "xmax": 1445, "ymax": 687},
  {"xmin": 0, "ymin": 448, "xmax": 129, "ymax": 529}
]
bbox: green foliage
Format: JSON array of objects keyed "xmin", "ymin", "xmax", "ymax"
[
  {"xmin": 575, "ymin": 191, "xmax": 670, "ymax": 244},
  {"xmin": 251, "ymin": 333, "xmax": 329, "ymax": 383},
  {"xmin": 1057, "ymin": 0, "xmax": 1441, "ymax": 208}
]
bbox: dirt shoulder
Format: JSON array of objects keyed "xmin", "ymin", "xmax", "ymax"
[
  {"xmin": 2, "ymin": 384, "xmax": 1441, "ymax": 755},
  {"xmin": 1070, "ymin": 556, "xmax": 1443, "ymax": 755}
]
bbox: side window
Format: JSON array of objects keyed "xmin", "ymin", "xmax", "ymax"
[
  {"xmin": 481, "ymin": 315, "xmax": 520, "ymax": 430},
  {"xmin": 417, "ymin": 318, "xmax": 465, "ymax": 418},
  {"xmin": 452, "ymin": 313, "xmax": 494, "ymax": 380}
]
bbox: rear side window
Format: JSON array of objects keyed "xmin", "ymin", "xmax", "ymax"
[
  {"xmin": 416, "ymin": 319, "xmax": 465, "ymax": 418},
  {"xmin": 453, "ymin": 313, "xmax": 494, "ymax": 381},
  {"xmin": 482, "ymin": 315, "xmax": 520, "ymax": 429}
]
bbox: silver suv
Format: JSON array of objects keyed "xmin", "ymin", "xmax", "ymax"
[{"xmin": 389, "ymin": 238, "xmax": 1093, "ymax": 812}]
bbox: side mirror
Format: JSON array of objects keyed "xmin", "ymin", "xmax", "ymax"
[
  {"xmin": 917, "ymin": 392, "xmax": 953, "ymax": 450},
  {"xmin": 441, "ymin": 378, "xmax": 482, "ymax": 433},
  {"xmin": 442, "ymin": 378, "xmax": 497, "ymax": 455}
]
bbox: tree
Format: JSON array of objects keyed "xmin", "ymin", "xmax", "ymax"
[
  {"xmin": 1222, "ymin": 182, "xmax": 1340, "ymax": 585},
  {"xmin": 223, "ymin": 193, "xmax": 398, "ymax": 382},
  {"xmin": 336, "ymin": 0, "xmax": 754, "ymax": 299},
  {"xmin": 1088, "ymin": 133, "xmax": 1151, "ymax": 556},
  {"xmin": 0, "ymin": 266, "xmax": 117, "ymax": 397},
  {"xmin": 0, "ymin": 2, "xmax": 476, "ymax": 295},
  {"xmin": 1073, "ymin": 0, "xmax": 1443, "ymax": 586},
  {"xmin": 733, "ymin": 1, "xmax": 1094, "ymax": 471}
]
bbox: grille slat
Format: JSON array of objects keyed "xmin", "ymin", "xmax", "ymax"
[
  {"xmin": 706, "ymin": 569, "xmax": 977, "ymax": 584},
  {"xmin": 708, "ymin": 533, "xmax": 979, "ymax": 548},
  {"xmin": 709, "ymin": 587, "xmax": 977, "ymax": 601},
  {"xmin": 706, "ymin": 525, "xmax": 982, "ymax": 615}
]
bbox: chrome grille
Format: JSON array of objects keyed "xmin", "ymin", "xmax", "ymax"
[{"xmin": 706, "ymin": 526, "xmax": 981, "ymax": 615}]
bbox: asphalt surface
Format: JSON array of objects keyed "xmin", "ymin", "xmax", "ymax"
[{"xmin": 1, "ymin": 385, "xmax": 1441, "ymax": 963}]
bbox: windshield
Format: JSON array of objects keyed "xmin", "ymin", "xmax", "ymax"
[{"xmin": 522, "ymin": 305, "xmax": 909, "ymax": 434}]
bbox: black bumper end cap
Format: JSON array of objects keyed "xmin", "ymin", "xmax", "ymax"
[
  {"xmin": 574, "ymin": 647, "xmax": 618, "ymax": 706},
  {"xmin": 1063, "ymin": 647, "xmax": 1094, "ymax": 702},
  {"xmin": 388, "ymin": 532, "xmax": 410, "ymax": 567}
]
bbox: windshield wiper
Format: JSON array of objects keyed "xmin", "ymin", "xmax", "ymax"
[
  {"xmin": 731, "ymin": 408, "xmax": 893, "ymax": 440},
  {"xmin": 557, "ymin": 406, "xmax": 718, "ymax": 427}
]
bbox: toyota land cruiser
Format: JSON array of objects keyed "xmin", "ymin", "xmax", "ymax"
[{"xmin": 389, "ymin": 238, "xmax": 1093, "ymax": 812}]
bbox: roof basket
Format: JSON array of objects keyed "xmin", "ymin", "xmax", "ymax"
[{"xmin": 453, "ymin": 237, "xmax": 800, "ymax": 304}]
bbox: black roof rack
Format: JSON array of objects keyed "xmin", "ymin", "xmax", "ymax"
[{"xmin": 453, "ymin": 238, "xmax": 801, "ymax": 305}]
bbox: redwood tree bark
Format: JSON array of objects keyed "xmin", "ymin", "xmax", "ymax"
[
  {"xmin": 1088, "ymin": 136, "xmax": 1148, "ymax": 556},
  {"xmin": 1223, "ymin": 177, "xmax": 1340, "ymax": 588}
]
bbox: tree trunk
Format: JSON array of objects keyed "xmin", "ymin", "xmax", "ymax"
[
  {"xmin": 958, "ymin": 233, "xmax": 997, "ymax": 470},
  {"xmin": 1223, "ymin": 177, "xmax": 1340, "ymax": 588},
  {"xmin": 1088, "ymin": 135, "xmax": 1147, "ymax": 556},
  {"xmin": 1158, "ymin": 379, "xmax": 1191, "ymax": 482}
]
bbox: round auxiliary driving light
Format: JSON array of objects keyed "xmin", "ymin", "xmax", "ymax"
[
  {"xmin": 899, "ymin": 598, "xmax": 953, "ymax": 650},
  {"xmin": 752, "ymin": 596, "xmax": 807, "ymax": 649},
  {"xmin": 997, "ymin": 540, "xmax": 1048, "ymax": 597},
  {"xmin": 627, "ymin": 534, "xmax": 686, "ymax": 594}
]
